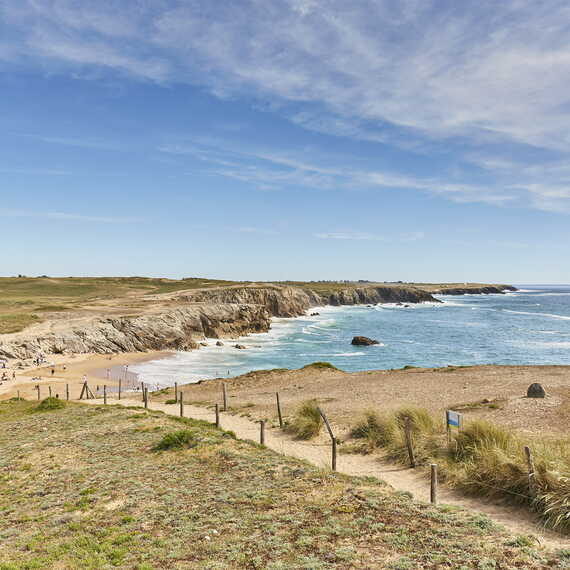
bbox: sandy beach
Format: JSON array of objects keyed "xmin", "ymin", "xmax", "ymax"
[{"xmin": 0, "ymin": 350, "xmax": 173, "ymax": 401}]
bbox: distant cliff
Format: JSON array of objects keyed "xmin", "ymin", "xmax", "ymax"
[
  {"xmin": 431, "ymin": 285, "xmax": 517, "ymax": 296},
  {"xmin": 0, "ymin": 283, "xmax": 513, "ymax": 361}
]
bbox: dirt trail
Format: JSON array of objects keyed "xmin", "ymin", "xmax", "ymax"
[{"xmin": 83, "ymin": 397, "xmax": 568, "ymax": 550}]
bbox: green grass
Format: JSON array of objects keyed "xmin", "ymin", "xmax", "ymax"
[
  {"xmin": 34, "ymin": 397, "xmax": 66, "ymax": 412},
  {"xmin": 0, "ymin": 399, "xmax": 562, "ymax": 568},
  {"xmin": 349, "ymin": 408, "xmax": 570, "ymax": 533}
]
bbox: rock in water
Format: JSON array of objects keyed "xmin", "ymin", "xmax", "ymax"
[
  {"xmin": 234, "ymin": 344, "xmax": 247, "ymax": 349},
  {"xmin": 527, "ymin": 383, "xmax": 546, "ymax": 398},
  {"xmin": 216, "ymin": 341, "xmax": 224, "ymax": 346},
  {"xmin": 351, "ymin": 336, "xmax": 379, "ymax": 346}
]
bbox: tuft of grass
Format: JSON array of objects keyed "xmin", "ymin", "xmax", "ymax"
[
  {"xmin": 34, "ymin": 397, "xmax": 66, "ymax": 412},
  {"xmin": 164, "ymin": 399, "xmax": 177, "ymax": 405},
  {"xmin": 152, "ymin": 430, "xmax": 197, "ymax": 451},
  {"xmin": 285, "ymin": 400, "xmax": 323, "ymax": 440},
  {"xmin": 351, "ymin": 411, "xmax": 398, "ymax": 452},
  {"xmin": 301, "ymin": 361, "xmax": 339, "ymax": 370}
]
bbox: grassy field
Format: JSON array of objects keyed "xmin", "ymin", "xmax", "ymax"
[
  {"xmin": 0, "ymin": 277, "xmax": 243, "ymax": 334},
  {"xmin": 0, "ymin": 400, "xmax": 565, "ymax": 569}
]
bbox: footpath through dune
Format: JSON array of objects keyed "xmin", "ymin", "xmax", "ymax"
[{"xmin": 82, "ymin": 396, "xmax": 568, "ymax": 550}]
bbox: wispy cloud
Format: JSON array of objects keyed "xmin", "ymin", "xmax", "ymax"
[
  {"xmin": 4, "ymin": 1, "xmax": 570, "ymax": 211},
  {"xmin": 315, "ymin": 231, "xmax": 425, "ymax": 242},
  {"xmin": 0, "ymin": 209, "xmax": 141, "ymax": 223},
  {"xmin": 158, "ymin": 138, "xmax": 517, "ymax": 206}
]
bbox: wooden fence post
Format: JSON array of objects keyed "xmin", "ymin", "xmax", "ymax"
[
  {"xmin": 404, "ymin": 417, "xmax": 416, "ymax": 468},
  {"xmin": 144, "ymin": 387, "xmax": 148, "ymax": 409},
  {"xmin": 48, "ymin": 386, "xmax": 52, "ymax": 398},
  {"xmin": 430, "ymin": 464, "xmax": 438, "ymax": 505},
  {"xmin": 317, "ymin": 407, "xmax": 337, "ymax": 471},
  {"xmin": 524, "ymin": 445, "xmax": 535, "ymax": 498},
  {"xmin": 118, "ymin": 378, "xmax": 122, "ymax": 401},
  {"xmin": 260, "ymin": 420, "xmax": 265, "ymax": 445},
  {"xmin": 174, "ymin": 382, "xmax": 178, "ymax": 402},
  {"xmin": 276, "ymin": 392, "xmax": 283, "ymax": 428},
  {"xmin": 222, "ymin": 383, "xmax": 228, "ymax": 412},
  {"xmin": 215, "ymin": 403, "xmax": 220, "ymax": 428},
  {"xmin": 66, "ymin": 384, "xmax": 69, "ymax": 401},
  {"xmin": 141, "ymin": 382, "xmax": 145, "ymax": 402},
  {"xmin": 36, "ymin": 385, "xmax": 40, "ymax": 401},
  {"xmin": 179, "ymin": 393, "xmax": 184, "ymax": 418},
  {"xmin": 17, "ymin": 390, "xmax": 20, "ymax": 400},
  {"xmin": 103, "ymin": 385, "xmax": 107, "ymax": 405}
]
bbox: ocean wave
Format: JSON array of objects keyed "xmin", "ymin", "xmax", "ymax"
[
  {"xmin": 333, "ymin": 352, "xmax": 366, "ymax": 357},
  {"xmin": 503, "ymin": 309, "xmax": 570, "ymax": 321}
]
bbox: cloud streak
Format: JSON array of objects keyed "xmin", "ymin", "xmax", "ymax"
[{"xmin": 0, "ymin": 209, "xmax": 142, "ymax": 223}]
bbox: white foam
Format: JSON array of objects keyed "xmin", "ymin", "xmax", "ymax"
[{"xmin": 503, "ymin": 309, "xmax": 570, "ymax": 321}]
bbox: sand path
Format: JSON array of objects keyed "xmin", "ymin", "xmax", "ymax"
[{"xmin": 81, "ymin": 396, "xmax": 568, "ymax": 550}]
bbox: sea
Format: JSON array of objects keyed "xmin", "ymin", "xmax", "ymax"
[{"xmin": 130, "ymin": 285, "xmax": 570, "ymax": 388}]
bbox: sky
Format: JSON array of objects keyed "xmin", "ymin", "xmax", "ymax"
[{"xmin": 2, "ymin": 0, "xmax": 570, "ymax": 283}]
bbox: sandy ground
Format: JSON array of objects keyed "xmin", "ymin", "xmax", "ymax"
[
  {"xmin": 81, "ymin": 395, "xmax": 569, "ymax": 550},
  {"xmin": 168, "ymin": 364, "xmax": 570, "ymax": 439},
  {"xmin": 0, "ymin": 351, "xmax": 173, "ymax": 401}
]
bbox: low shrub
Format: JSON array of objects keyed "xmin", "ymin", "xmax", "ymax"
[
  {"xmin": 302, "ymin": 362, "xmax": 339, "ymax": 370},
  {"xmin": 153, "ymin": 430, "xmax": 198, "ymax": 451},
  {"xmin": 35, "ymin": 397, "xmax": 65, "ymax": 412},
  {"xmin": 285, "ymin": 400, "xmax": 323, "ymax": 440},
  {"xmin": 164, "ymin": 399, "xmax": 177, "ymax": 405}
]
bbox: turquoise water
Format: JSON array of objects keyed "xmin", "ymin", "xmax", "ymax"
[{"xmin": 131, "ymin": 285, "xmax": 570, "ymax": 387}]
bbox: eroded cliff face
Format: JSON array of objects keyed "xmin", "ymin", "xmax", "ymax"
[
  {"xmin": 185, "ymin": 286, "xmax": 321, "ymax": 317},
  {"xmin": 324, "ymin": 286, "xmax": 437, "ymax": 306},
  {"xmin": 0, "ymin": 304, "xmax": 271, "ymax": 360}
]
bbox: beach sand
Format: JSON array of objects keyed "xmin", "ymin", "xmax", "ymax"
[{"xmin": 0, "ymin": 350, "xmax": 173, "ymax": 401}]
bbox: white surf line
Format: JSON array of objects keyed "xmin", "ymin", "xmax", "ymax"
[{"xmin": 79, "ymin": 396, "xmax": 567, "ymax": 550}]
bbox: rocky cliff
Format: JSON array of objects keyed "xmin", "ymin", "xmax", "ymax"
[{"xmin": 0, "ymin": 303, "xmax": 271, "ymax": 361}]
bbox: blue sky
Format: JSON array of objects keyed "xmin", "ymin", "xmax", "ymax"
[{"xmin": 2, "ymin": 0, "xmax": 570, "ymax": 283}]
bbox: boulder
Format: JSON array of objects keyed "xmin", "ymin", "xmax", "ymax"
[
  {"xmin": 527, "ymin": 383, "xmax": 546, "ymax": 398},
  {"xmin": 234, "ymin": 344, "xmax": 247, "ymax": 349},
  {"xmin": 200, "ymin": 342, "xmax": 208, "ymax": 347},
  {"xmin": 351, "ymin": 336, "xmax": 379, "ymax": 346},
  {"xmin": 216, "ymin": 341, "xmax": 224, "ymax": 347}
]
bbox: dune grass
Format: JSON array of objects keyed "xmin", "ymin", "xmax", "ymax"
[
  {"xmin": 285, "ymin": 399, "xmax": 323, "ymax": 439},
  {"xmin": 349, "ymin": 408, "xmax": 570, "ymax": 533}
]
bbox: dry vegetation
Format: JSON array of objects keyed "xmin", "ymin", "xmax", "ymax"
[
  {"xmin": 348, "ymin": 407, "xmax": 570, "ymax": 533},
  {"xmin": 1, "ymin": 399, "xmax": 567, "ymax": 568}
]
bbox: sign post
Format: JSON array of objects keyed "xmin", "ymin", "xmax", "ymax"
[{"xmin": 446, "ymin": 410, "xmax": 463, "ymax": 444}]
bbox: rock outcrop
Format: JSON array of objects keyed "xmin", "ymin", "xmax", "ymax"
[
  {"xmin": 527, "ymin": 383, "xmax": 546, "ymax": 398},
  {"xmin": 351, "ymin": 336, "xmax": 379, "ymax": 346}
]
